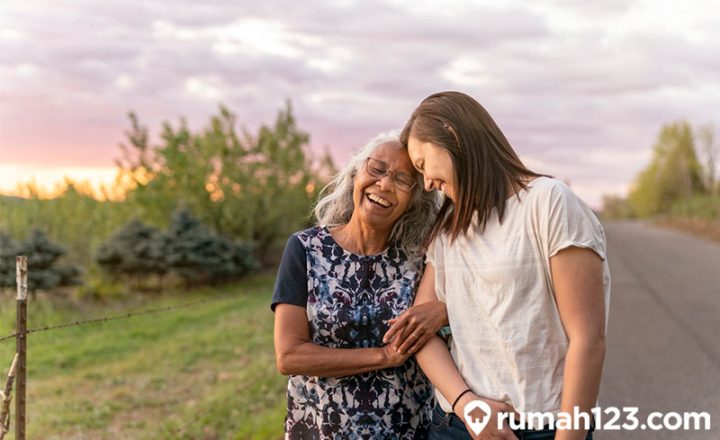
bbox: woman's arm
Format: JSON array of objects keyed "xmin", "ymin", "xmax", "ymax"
[
  {"xmin": 383, "ymin": 264, "xmax": 449, "ymax": 354},
  {"xmin": 409, "ymin": 266, "xmax": 469, "ymax": 407},
  {"xmin": 411, "ymin": 265, "xmax": 518, "ymax": 439},
  {"xmin": 550, "ymin": 246, "xmax": 606, "ymax": 440},
  {"xmin": 273, "ymin": 303, "xmax": 410, "ymax": 377}
]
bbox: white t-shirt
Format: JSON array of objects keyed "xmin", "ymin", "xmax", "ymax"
[{"xmin": 427, "ymin": 177, "xmax": 611, "ymax": 414}]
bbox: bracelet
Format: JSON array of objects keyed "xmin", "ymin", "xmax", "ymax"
[
  {"xmin": 451, "ymin": 388, "xmax": 472, "ymax": 412},
  {"xmin": 437, "ymin": 325, "xmax": 452, "ymax": 340}
]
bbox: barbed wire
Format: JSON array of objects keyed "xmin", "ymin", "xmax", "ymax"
[
  {"xmin": 0, "ymin": 293, "xmax": 241, "ymax": 343},
  {"xmin": 0, "ymin": 289, "xmax": 261, "ymax": 437}
]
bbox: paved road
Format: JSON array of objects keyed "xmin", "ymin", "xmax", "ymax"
[{"xmin": 598, "ymin": 221, "xmax": 720, "ymax": 439}]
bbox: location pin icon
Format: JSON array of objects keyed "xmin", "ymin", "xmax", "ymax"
[{"xmin": 463, "ymin": 399, "xmax": 492, "ymax": 436}]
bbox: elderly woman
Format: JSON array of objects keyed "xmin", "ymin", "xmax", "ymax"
[{"xmin": 271, "ymin": 131, "xmax": 441, "ymax": 439}]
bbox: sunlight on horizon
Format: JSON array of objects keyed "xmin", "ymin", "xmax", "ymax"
[{"xmin": 0, "ymin": 164, "xmax": 126, "ymax": 200}]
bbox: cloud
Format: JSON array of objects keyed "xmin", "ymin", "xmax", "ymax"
[{"xmin": 1, "ymin": 0, "xmax": 718, "ymax": 208}]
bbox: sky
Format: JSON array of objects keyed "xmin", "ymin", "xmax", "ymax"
[{"xmin": 1, "ymin": 0, "xmax": 719, "ymax": 208}]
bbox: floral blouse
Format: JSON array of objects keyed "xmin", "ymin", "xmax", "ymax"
[{"xmin": 271, "ymin": 226, "xmax": 433, "ymax": 439}]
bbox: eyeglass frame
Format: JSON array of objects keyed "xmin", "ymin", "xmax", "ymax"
[{"xmin": 364, "ymin": 157, "xmax": 418, "ymax": 192}]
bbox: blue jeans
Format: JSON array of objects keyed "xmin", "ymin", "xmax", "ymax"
[{"xmin": 428, "ymin": 402, "xmax": 594, "ymax": 440}]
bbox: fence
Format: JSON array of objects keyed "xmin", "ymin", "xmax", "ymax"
[
  {"xmin": 0, "ymin": 256, "xmax": 246, "ymax": 439},
  {"xmin": 0, "ymin": 257, "xmax": 26, "ymax": 440}
]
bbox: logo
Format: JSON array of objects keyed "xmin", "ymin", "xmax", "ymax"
[{"xmin": 463, "ymin": 399, "xmax": 492, "ymax": 435}]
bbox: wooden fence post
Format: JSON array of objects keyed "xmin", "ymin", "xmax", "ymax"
[
  {"xmin": 0, "ymin": 354, "xmax": 19, "ymax": 439},
  {"xmin": 15, "ymin": 257, "xmax": 27, "ymax": 440}
]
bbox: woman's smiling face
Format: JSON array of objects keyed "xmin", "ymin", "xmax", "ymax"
[
  {"xmin": 406, "ymin": 136, "xmax": 456, "ymax": 203},
  {"xmin": 352, "ymin": 141, "xmax": 416, "ymax": 232}
]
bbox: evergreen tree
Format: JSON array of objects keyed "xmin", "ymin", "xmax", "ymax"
[
  {"xmin": 18, "ymin": 230, "xmax": 82, "ymax": 294},
  {"xmin": 165, "ymin": 209, "xmax": 256, "ymax": 286},
  {"xmin": 231, "ymin": 241, "xmax": 258, "ymax": 278},
  {"xmin": 95, "ymin": 219, "xmax": 168, "ymax": 288},
  {"xmin": 0, "ymin": 232, "xmax": 21, "ymax": 289},
  {"xmin": 0, "ymin": 183, "xmax": 134, "ymax": 269}
]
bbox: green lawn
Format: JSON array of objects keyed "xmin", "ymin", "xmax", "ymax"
[{"xmin": 0, "ymin": 272, "xmax": 286, "ymax": 439}]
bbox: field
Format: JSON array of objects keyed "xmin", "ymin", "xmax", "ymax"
[{"xmin": 0, "ymin": 272, "xmax": 286, "ymax": 439}]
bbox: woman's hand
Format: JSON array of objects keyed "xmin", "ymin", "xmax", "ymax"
[
  {"xmin": 382, "ymin": 301, "xmax": 448, "ymax": 354},
  {"xmin": 381, "ymin": 342, "xmax": 412, "ymax": 368},
  {"xmin": 454, "ymin": 392, "xmax": 518, "ymax": 440}
]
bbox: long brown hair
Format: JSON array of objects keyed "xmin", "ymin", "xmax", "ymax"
[{"xmin": 400, "ymin": 91, "xmax": 544, "ymax": 245}]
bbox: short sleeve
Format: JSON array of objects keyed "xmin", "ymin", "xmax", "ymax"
[
  {"xmin": 425, "ymin": 237, "xmax": 437, "ymax": 267},
  {"xmin": 270, "ymin": 235, "xmax": 308, "ymax": 312},
  {"xmin": 546, "ymin": 182, "xmax": 607, "ymax": 261},
  {"xmin": 425, "ymin": 236, "xmax": 447, "ymax": 302}
]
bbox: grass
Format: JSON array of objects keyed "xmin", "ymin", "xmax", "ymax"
[
  {"xmin": 0, "ymin": 272, "xmax": 286, "ymax": 439},
  {"xmin": 655, "ymin": 193, "xmax": 720, "ymax": 242},
  {"xmin": 655, "ymin": 216, "xmax": 720, "ymax": 243}
]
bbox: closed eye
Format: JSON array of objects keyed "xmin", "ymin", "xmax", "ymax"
[
  {"xmin": 369, "ymin": 164, "xmax": 386, "ymax": 175},
  {"xmin": 395, "ymin": 173, "xmax": 415, "ymax": 187}
]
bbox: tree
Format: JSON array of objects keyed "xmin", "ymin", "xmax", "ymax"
[
  {"xmin": 8, "ymin": 230, "xmax": 83, "ymax": 295},
  {"xmin": 95, "ymin": 211, "xmax": 256, "ymax": 291},
  {"xmin": 0, "ymin": 232, "xmax": 21, "ymax": 290},
  {"xmin": 116, "ymin": 103, "xmax": 334, "ymax": 261},
  {"xmin": 698, "ymin": 124, "xmax": 718, "ymax": 196},
  {"xmin": 95, "ymin": 219, "xmax": 168, "ymax": 290},
  {"xmin": 629, "ymin": 121, "xmax": 706, "ymax": 216},
  {"xmin": 0, "ymin": 182, "xmax": 134, "ymax": 269},
  {"xmin": 601, "ymin": 194, "xmax": 636, "ymax": 219},
  {"xmin": 164, "ymin": 209, "xmax": 256, "ymax": 286}
]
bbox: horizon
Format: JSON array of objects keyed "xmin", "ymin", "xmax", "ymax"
[{"xmin": 2, "ymin": 0, "xmax": 719, "ymax": 209}]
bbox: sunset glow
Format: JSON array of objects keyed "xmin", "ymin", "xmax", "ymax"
[
  {"xmin": 0, "ymin": 164, "xmax": 123, "ymax": 200},
  {"xmin": 2, "ymin": 0, "xmax": 718, "ymax": 208}
]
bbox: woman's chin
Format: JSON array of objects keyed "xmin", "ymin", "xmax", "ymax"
[
  {"xmin": 439, "ymin": 190, "xmax": 454, "ymax": 204},
  {"xmin": 358, "ymin": 209, "xmax": 398, "ymax": 231}
]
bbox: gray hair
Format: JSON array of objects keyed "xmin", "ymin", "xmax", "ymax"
[{"xmin": 313, "ymin": 130, "xmax": 440, "ymax": 255}]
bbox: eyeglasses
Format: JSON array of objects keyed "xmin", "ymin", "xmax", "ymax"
[{"xmin": 365, "ymin": 157, "xmax": 418, "ymax": 192}]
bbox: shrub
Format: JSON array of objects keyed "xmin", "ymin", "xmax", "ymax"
[{"xmin": 0, "ymin": 230, "xmax": 83, "ymax": 295}]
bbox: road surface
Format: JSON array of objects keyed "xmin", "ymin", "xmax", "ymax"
[{"xmin": 598, "ymin": 221, "xmax": 720, "ymax": 439}]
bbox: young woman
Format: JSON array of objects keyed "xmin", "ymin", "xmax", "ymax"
[{"xmin": 385, "ymin": 91, "xmax": 610, "ymax": 439}]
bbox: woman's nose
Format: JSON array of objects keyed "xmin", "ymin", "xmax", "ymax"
[
  {"xmin": 423, "ymin": 176, "xmax": 433, "ymax": 192},
  {"xmin": 376, "ymin": 174, "xmax": 394, "ymax": 191}
]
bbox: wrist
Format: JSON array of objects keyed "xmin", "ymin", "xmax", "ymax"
[
  {"xmin": 433, "ymin": 301, "xmax": 449, "ymax": 329},
  {"xmin": 376, "ymin": 346, "xmax": 389, "ymax": 368},
  {"xmin": 377, "ymin": 345, "xmax": 397, "ymax": 368},
  {"xmin": 451, "ymin": 388, "xmax": 472, "ymax": 412},
  {"xmin": 441, "ymin": 304, "xmax": 449, "ymax": 327},
  {"xmin": 453, "ymin": 392, "xmax": 480, "ymax": 418}
]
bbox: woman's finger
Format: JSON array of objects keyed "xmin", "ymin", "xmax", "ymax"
[
  {"xmin": 500, "ymin": 404, "xmax": 518, "ymax": 419},
  {"xmin": 383, "ymin": 314, "xmax": 408, "ymax": 343},
  {"xmin": 396, "ymin": 324, "xmax": 422, "ymax": 353},
  {"xmin": 383, "ymin": 317, "xmax": 405, "ymax": 343},
  {"xmin": 407, "ymin": 334, "xmax": 427, "ymax": 353},
  {"xmin": 397, "ymin": 335, "xmax": 417, "ymax": 354},
  {"xmin": 395, "ymin": 319, "xmax": 418, "ymax": 348},
  {"xmin": 406, "ymin": 334, "xmax": 431, "ymax": 354},
  {"xmin": 399, "ymin": 323, "xmax": 433, "ymax": 353},
  {"xmin": 500, "ymin": 429, "xmax": 519, "ymax": 440}
]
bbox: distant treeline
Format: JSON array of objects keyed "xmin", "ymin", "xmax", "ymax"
[
  {"xmin": 602, "ymin": 121, "xmax": 719, "ymax": 221},
  {"xmin": 0, "ymin": 103, "xmax": 334, "ymax": 296}
]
